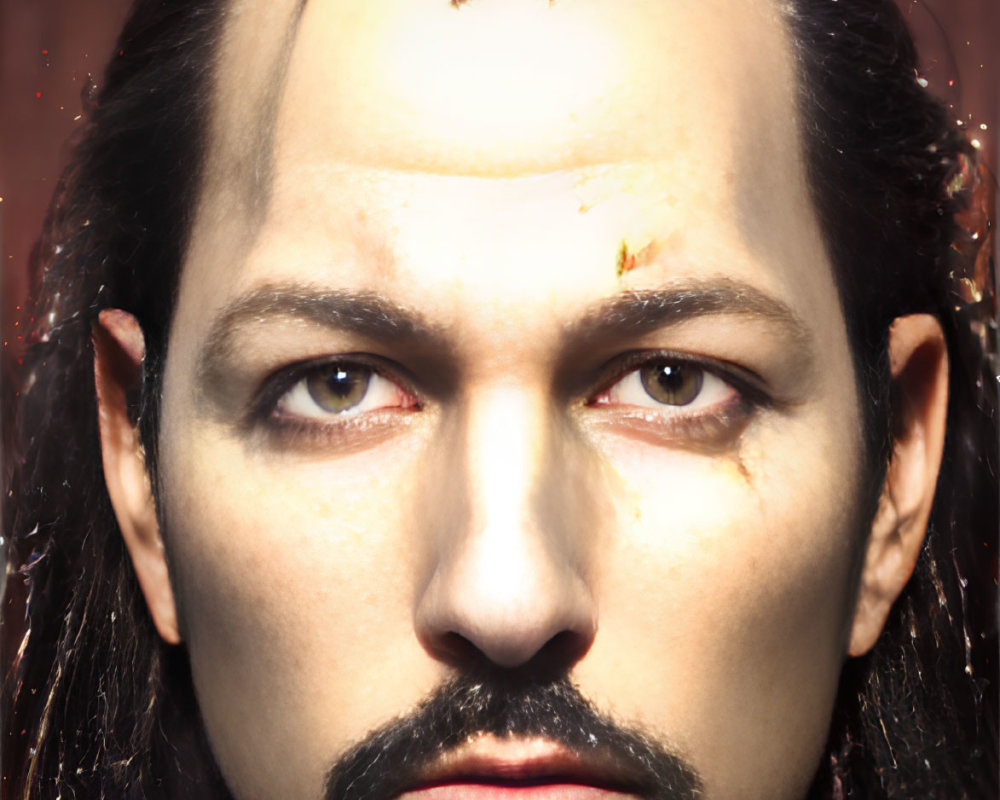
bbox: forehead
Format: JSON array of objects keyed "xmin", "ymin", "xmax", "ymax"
[
  {"xmin": 201, "ymin": 0, "xmax": 800, "ymax": 203},
  {"xmin": 177, "ymin": 0, "xmax": 830, "ymax": 332},
  {"xmin": 220, "ymin": 0, "xmax": 792, "ymax": 170}
]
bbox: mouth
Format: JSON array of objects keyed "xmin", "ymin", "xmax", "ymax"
[{"xmin": 395, "ymin": 735, "xmax": 646, "ymax": 799}]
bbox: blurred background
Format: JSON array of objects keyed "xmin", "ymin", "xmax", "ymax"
[{"xmin": 1, "ymin": 0, "xmax": 997, "ymax": 367}]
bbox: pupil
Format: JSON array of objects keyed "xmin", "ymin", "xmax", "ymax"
[
  {"xmin": 325, "ymin": 368, "xmax": 358, "ymax": 397},
  {"xmin": 641, "ymin": 363, "xmax": 703, "ymax": 406},
  {"xmin": 306, "ymin": 365, "xmax": 370, "ymax": 412}
]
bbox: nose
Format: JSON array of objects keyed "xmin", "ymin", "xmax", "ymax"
[{"xmin": 414, "ymin": 386, "xmax": 598, "ymax": 670}]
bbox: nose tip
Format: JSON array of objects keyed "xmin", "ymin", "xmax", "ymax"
[
  {"xmin": 415, "ymin": 557, "xmax": 597, "ymax": 670},
  {"xmin": 415, "ymin": 528, "xmax": 597, "ymax": 670}
]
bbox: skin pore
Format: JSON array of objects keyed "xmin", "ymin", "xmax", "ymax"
[{"xmin": 92, "ymin": 1, "xmax": 949, "ymax": 798}]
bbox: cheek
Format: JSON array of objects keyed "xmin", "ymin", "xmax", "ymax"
[
  {"xmin": 580, "ymin": 423, "xmax": 862, "ymax": 798},
  {"xmin": 158, "ymin": 435, "xmax": 441, "ymax": 800}
]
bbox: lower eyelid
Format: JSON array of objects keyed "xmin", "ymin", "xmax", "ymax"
[
  {"xmin": 260, "ymin": 407, "xmax": 422, "ymax": 454},
  {"xmin": 584, "ymin": 393, "xmax": 756, "ymax": 453}
]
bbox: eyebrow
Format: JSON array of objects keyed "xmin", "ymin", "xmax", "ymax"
[
  {"xmin": 568, "ymin": 279, "xmax": 812, "ymax": 345},
  {"xmin": 197, "ymin": 284, "xmax": 449, "ymax": 387},
  {"xmin": 197, "ymin": 278, "xmax": 814, "ymax": 390},
  {"xmin": 562, "ymin": 278, "xmax": 816, "ymax": 382}
]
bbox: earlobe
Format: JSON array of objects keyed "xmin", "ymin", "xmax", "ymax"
[
  {"xmin": 94, "ymin": 309, "xmax": 181, "ymax": 645},
  {"xmin": 848, "ymin": 314, "xmax": 949, "ymax": 657}
]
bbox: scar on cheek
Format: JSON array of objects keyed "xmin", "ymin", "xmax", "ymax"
[
  {"xmin": 732, "ymin": 450, "xmax": 753, "ymax": 486},
  {"xmin": 615, "ymin": 238, "xmax": 661, "ymax": 277},
  {"xmin": 730, "ymin": 438, "xmax": 757, "ymax": 488}
]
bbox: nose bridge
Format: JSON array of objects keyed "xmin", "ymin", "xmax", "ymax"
[
  {"xmin": 469, "ymin": 384, "xmax": 544, "ymax": 543},
  {"xmin": 415, "ymin": 382, "xmax": 597, "ymax": 670}
]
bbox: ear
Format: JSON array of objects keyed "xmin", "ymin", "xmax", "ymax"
[
  {"xmin": 848, "ymin": 314, "xmax": 949, "ymax": 657},
  {"xmin": 94, "ymin": 309, "xmax": 181, "ymax": 644}
]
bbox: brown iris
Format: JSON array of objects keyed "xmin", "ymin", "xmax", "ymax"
[
  {"xmin": 305, "ymin": 365, "xmax": 371, "ymax": 413},
  {"xmin": 639, "ymin": 363, "xmax": 703, "ymax": 406}
]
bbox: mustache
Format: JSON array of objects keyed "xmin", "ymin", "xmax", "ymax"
[{"xmin": 323, "ymin": 671, "xmax": 702, "ymax": 800}]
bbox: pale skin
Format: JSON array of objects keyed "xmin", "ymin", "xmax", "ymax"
[{"xmin": 92, "ymin": 1, "xmax": 950, "ymax": 799}]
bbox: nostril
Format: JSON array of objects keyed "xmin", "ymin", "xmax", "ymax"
[
  {"xmin": 520, "ymin": 629, "xmax": 594, "ymax": 678},
  {"xmin": 432, "ymin": 631, "xmax": 487, "ymax": 668},
  {"xmin": 425, "ymin": 626, "xmax": 595, "ymax": 675}
]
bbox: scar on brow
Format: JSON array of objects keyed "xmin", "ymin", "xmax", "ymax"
[{"xmin": 615, "ymin": 238, "xmax": 662, "ymax": 277}]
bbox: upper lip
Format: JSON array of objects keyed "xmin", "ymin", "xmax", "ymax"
[{"xmin": 400, "ymin": 734, "xmax": 644, "ymax": 791}]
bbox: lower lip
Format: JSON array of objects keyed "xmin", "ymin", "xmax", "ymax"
[{"xmin": 398, "ymin": 785, "xmax": 638, "ymax": 800}]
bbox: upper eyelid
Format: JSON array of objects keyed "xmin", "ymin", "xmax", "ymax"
[
  {"xmin": 250, "ymin": 354, "xmax": 418, "ymax": 422},
  {"xmin": 586, "ymin": 350, "xmax": 769, "ymax": 405}
]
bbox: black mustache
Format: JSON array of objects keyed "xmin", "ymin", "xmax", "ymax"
[{"xmin": 323, "ymin": 671, "xmax": 701, "ymax": 800}]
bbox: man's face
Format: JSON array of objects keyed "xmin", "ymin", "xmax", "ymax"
[{"xmin": 155, "ymin": 1, "xmax": 867, "ymax": 797}]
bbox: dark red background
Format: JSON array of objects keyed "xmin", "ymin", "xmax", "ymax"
[{"xmin": 1, "ymin": 0, "xmax": 997, "ymax": 362}]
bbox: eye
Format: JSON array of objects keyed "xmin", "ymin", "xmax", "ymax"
[
  {"xmin": 585, "ymin": 355, "xmax": 759, "ymax": 448},
  {"xmin": 594, "ymin": 359, "xmax": 736, "ymax": 411},
  {"xmin": 274, "ymin": 362, "xmax": 417, "ymax": 421}
]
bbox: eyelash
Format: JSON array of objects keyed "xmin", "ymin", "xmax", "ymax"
[{"xmin": 252, "ymin": 352, "xmax": 766, "ymax": 448}]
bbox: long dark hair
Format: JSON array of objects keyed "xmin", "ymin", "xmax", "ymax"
[
  {"xmin": 3, "ymin": 1, "xmax": 996, "ymax": 798},
  {"xmin": 787, "ymin": 3, "xmax": 998, "ymax": 797},
  {"xmin": 2, "ymin": 2, "xmax": 230, "ymax": 797}
]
